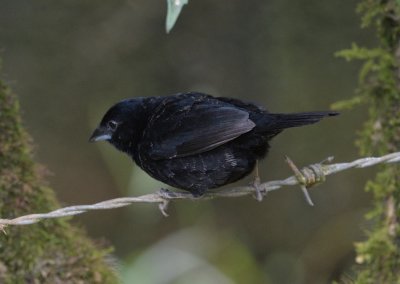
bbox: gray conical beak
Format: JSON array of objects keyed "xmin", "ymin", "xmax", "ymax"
[{"xmin": 89, "ymin": 127, "xmax": 112, "ymax": 142}]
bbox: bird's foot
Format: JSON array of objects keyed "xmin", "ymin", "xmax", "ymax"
[
  {"xmin": 157, "ymin": 188, "xmax": 173, "ymax": 217},
  {"xmin": 249, "ymin": 160, "xmax": 264, "ymax": 201},
  {"xmin": 250, "ymin": 175, "xmax": 264, "ymax": 202},
  {"xmin": 158, "ymin": 188, "xmax": 176, "ymax": 199}
]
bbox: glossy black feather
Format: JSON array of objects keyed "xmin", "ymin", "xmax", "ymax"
[
  {"xmin": 144, "ymin": 98, "xmax": 255, "ymax": 159},
  {"xmin": 90, "ymin": 92, "xmax": 338, "ymax": 196}
]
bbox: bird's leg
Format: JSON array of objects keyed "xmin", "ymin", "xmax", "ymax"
[{"xmin": 250, "ymin": 160, "xmax": 264, "ymax": 202}]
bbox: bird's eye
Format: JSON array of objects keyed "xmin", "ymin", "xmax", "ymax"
[{"xmin": 107, "ymin": 120, "xmax": 118, "ymax": 131}]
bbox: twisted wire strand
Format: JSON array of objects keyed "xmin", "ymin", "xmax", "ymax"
[{"xmin": 1, "ymin": 151, "xmax": 399, "ymax": 228}]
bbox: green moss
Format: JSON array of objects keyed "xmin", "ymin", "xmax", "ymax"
[
  {"xmin": 0, "ymin": 79, "xmax": 118, "ymax": 282},
  {"xmin": 338, "ymin": 0, "xmax": 400, "ymax": 283}
]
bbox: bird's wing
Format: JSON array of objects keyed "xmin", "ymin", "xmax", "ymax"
[{"xmin": 143, "ymin": 99, "xmax": 255, "ymax": 159}]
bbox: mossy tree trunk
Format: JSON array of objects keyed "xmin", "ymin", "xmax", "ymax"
[
  {"xmin": 0, "ymin": 77, "xmax": 118, "ymax": 282},
  {"xmin": 339, "ymin": 0, "xmax": 400, "ymax": 282}
]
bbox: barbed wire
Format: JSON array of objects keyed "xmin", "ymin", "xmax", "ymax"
[{"xmin": 0, "ymin": 151, "xmax": 399, "ymax": 230}]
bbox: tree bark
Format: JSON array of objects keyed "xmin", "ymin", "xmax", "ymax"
[
  {"xmin": 339, "ymin": 0, "xmax": 400, "ymax": 282},
  {"xmin": 0, "ymin": 76, "xmax": 118, "ymax": 282}
]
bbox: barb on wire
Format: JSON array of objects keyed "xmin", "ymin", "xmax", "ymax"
[{"xmin": 1, "ymin": 151, "xmax": 400, "ymax": 230}]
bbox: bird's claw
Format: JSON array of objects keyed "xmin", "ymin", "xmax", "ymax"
[
  {"xmin": 249, "ymin": 160, "xmax": 264, "ymax": 202},
  {"xmin": 250, "ymin": 176, "xmax": 264, "ymax": 202},
  {"xmin": 0, "ymin": 224, "xmax": 7, "ymax": 235},
  {"xmin": 158, "ymin": 200, "xmax": 170, "ymax": 217},
  {"xmin": 158, "ymin": 188, "xmax": 173, "ymax": 217},
  {"xmin": 158, "ymin": 188, "xmax": 174, "ymax": 199}
]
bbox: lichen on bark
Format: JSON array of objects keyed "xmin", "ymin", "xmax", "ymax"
[
  {"xmin": 0, "ymin": 76, "xmax": 118, "ymax": 283},
  {"xmin": 336, "ymin": 0, "xmax": 400, "ymax": 283}
]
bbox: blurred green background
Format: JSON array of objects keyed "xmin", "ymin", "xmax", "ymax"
[{"xmin": 0, "ymin": 1, "xmax": 375, "ymax": 283}]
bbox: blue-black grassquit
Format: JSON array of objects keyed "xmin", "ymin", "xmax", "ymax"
[{"xmin": 90, "ymin": 92, "xmax": 338, "ymax": 196}]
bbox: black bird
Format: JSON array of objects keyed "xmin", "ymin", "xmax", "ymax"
[{"xmin": 90, "ymin": 92, "xmax": 338, "ymax": 196}]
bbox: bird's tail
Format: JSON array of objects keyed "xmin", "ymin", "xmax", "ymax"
[
  {"xmin": 257, "ymin": 111, "xmax": 339, "ymax": 134},
  {"xmin": 270, "ymin": 111, "xmax": 338, "ymax": 128}
]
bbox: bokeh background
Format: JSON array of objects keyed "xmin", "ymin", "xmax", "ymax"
[{"xmin": 0, "ymin": 1, "xmax": 375, "ymax": 283}]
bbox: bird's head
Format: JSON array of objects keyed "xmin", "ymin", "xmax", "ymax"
[{"xmin": 89, "ymin": 98, "xmax": 148, "ymax": 153}]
